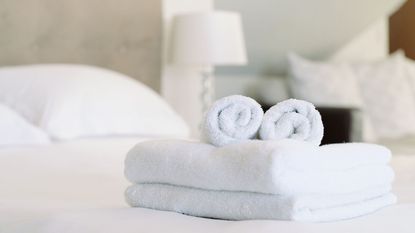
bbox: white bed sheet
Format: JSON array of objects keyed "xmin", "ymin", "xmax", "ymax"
[{"xmin": 0, "ymin": 138, "xmax": 414, "ymax": 233}]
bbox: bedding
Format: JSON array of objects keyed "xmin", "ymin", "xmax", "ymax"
[
  {"xmin": 0, "ymin": 103, "xmax": 50, "ymax": 146},
  {"xmin": 1, "ymin": 138, "xmax": 415, "ymax": 233},
  {"xmin": 0, "ymin": 64, "xmax": 189, "ymax": 140}
]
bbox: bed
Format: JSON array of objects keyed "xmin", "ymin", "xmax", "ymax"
[
  {"xmin": 0, "ymin": 51, "xmax": 414, "ymax": 233},
  {"xmin": 0, "ymin": 137, "xmax": 414, "ymax": 233},
  {"xmin": 0, "ymin": 63, "xmax": 190, "ymax": 232},
  {"xmin": 1, "ymin": 1, "xmax": 414, "ymax": 232}
]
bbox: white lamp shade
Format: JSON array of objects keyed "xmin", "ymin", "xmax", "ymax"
[{"xmin": 170, "ymin": 11, "xmax": 247, "ymax": 66}]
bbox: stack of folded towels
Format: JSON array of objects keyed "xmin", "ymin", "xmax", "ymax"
[{"xmin": 124, "ymin": 95, "xmax": 396, "ymax": 222}]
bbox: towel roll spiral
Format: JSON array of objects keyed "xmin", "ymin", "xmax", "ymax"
[
  {"xmin": 259, "ymin": 99, "xmax": 324, "ymax": 146},
  {"xmin": 203, "ymin": 95, "xmax": 264, "ymax": 147}
]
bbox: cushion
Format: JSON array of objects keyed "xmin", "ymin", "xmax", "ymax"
[
  {"xmin": 0, "ymin": 103, "xmax": 50, "ymax": 146},
  {"xmin": 353, "ymin": 52, "xmax": 415, "ymax": 139},
  {"xmin": 0, "ymin": 64, "xmax": 190, "ymax": 140},
  {"xmin": 288, "ymin": 53, "xmax": 363, "ymax": 108},
  {"xmin": 287, "ymin": 52, "xmax": 415, "ymax": 141}
]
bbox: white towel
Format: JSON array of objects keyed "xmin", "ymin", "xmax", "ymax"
[
  {"xmin": 202, "ymin": 95, "xmax": 264, "ymax": 147},
  {"xmin": 259, "ymin": 99, "xmax": 324, "ymax": 146},
  {"xmin": 125, "ymin": 183, "xmax": 396, "ymax": 222},
  {"xmin": 124, "ymin": 139, "xmax": 393, "ymax": 195}
]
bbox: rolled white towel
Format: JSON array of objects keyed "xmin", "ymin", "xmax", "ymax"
[
  {"xmin": 202, "ymin": 95, "xmax": 264, "ymax": 147},
  {"xmin": 259, "ymin": 99, "xmax": 324, "ymax": 146}
]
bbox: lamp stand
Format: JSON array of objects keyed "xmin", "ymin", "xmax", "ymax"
[{"xmin": 200, "ymin": 67, "xmax": 214, "ymax": 116}]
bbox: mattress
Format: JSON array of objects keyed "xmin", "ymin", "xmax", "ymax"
[{"xmin": 0, "ymin": 137, "xmax": 414, "ymax": 233}]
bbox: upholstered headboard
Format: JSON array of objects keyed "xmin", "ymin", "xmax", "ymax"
[{"xmin": 0, "ymin": 0, "xmax": 162, "ymax": 91}]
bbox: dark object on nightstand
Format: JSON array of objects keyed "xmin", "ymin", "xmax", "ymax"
[{"xmin": 260, "ymin": 104, "xmax": 363, "ymax": 145}]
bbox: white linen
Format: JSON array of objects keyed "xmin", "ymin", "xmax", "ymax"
[
  {"xmin": 202, "ymin": 95, "xmax": 263, "ymax": 147},
  {"xmin": 0, "ymin": 64, "xmax": 189, "ymax": 140},
  {"xmin": 1, "ymin": 138, "xmax": 414, "ymax": 233},
  {"xmin": 259, "ymin": 99, "xmax": 324, "ymax": 145},
  {"xmin": 125, "ymin": 139, "xmax": 393, "ymax": 195},
  {"xmin": 126, "ymin": 183, "xmax": 395, "ymax": 222},
  {"xmin": 0, "ymin": 104, "xmax": 50, "ymax": 146}
]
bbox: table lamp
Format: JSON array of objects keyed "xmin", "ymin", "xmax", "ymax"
[{"xmin": 170, "ymin": 10, "xmax": 247, "ymax": 113}]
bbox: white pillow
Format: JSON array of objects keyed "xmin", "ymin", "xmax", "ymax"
[
  {"xmin": 0, "ymin": 64, "xmax": 190, "ymax": 140},
  {"xmin": 0, "ymin": 103, "xmax": 50, "ymax": 146},
  {"xmin": 287, "ymin": 53, "xmax": 377, "ymax": 142},
  {"xmin": 288, "ymin": 53, "xmax": 363, "ymax": 108},
  {"xmin": 353, "ymin": 52, "xmax": 415, "ymax": 139}
]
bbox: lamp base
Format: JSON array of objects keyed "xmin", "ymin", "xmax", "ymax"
[
  {"xmin": 198, "ymin": 68, "xmax": 215, "ymax": 134},
  {"xmin": 200, "ymin": 68, "xmax": 214, "ymax": 115}
]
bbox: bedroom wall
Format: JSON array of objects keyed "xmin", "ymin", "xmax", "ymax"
[
  {"xmin": 0, "ymin": 0, "xmax": 162, "ymax": 91},
  {"xmin": 330, "ymin": 18, "xmax": 389, "ymax": 62}
]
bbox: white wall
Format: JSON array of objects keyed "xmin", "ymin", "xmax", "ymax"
[
  {"xmin": 330, "ymin": 18, "xmax": 389, "ymax": 62},
  {"xmin": 161, "ymin": 0, "xmax": 213, "ymax": 138}
]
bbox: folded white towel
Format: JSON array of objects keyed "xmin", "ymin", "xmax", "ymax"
[
  {"xmin": 259, "ymin": 99, "xmax": 324, "ymax": 146},
  {"xmin": 124, "ymin": 139, "xmax": 393, "ymax": 195},
  {"xmin": 125, "ymin": 183, "xmax": 396, "ymax": 222},
  {"xmin": 202, "ymin": 95, "xmax": 264, "ymax": 147}
]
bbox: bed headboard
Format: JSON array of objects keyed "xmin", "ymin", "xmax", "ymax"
[{"xmin": 0, "ymin": 0, "xmax": 162, "ymax": 91}]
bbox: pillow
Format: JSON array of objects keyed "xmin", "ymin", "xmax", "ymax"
[
  {"xmin": 0, "ymin": 103, "xmax": 50, "ymax": 146},
  {"xmin": 353, "ymin": 52, "xmax": 415, "ymax": 139},
  {"xmin": 0, "ymin": 64, "xmax": 190, "ymax": 140},
  {"xmin": 288, "ymin": 53, "xmax": 363, "ymax": 108}
]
